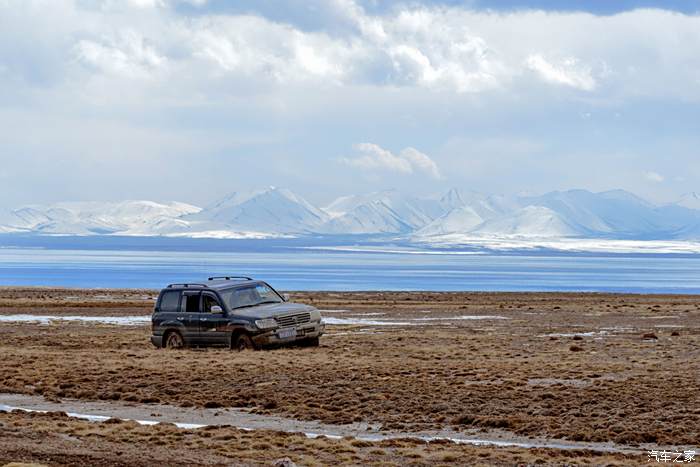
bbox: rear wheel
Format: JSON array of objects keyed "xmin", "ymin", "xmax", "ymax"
[
  {"xmin": 234, "ymin": 333, "xmax": 255, "ymax": 351},
  {"xmin": 164, "ymin": 331, "xmax": 184, "ymax": 349}
]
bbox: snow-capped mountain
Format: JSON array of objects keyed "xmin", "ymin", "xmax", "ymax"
[
  {"xmin": 3, "ymin": 187, "xmax": 700, "ymax": 243},
  {"xmin": 184, "ymin": 186, "xmax": 329, "ymax": 234},
  {"xmin": 414, "ymin": 189, "xmax": 700, "ymax": 241},
  {"xmin": 675, "ymin": 192, "xmax": 700, "ymax": 210},
  {"xmin": 418, "ymin": 191, "xmax": 521, "ymax": 236},
  {"xmin": 469, "ymin": 206, "xmax": 579, "ymax": 237},
  {"xmin": 322, "ymin": 190, "xmax": 443, "ymax": 234},
  {"xmin": 417, "ymin": 206, "xmax": 486, "ymax": 236},
  {"xmin": 517, "ymin": 189, "xmax": 667, "ymax": 236},
  {"xmin": 0, "ymin": 201, "xmax": 200, "ymax": 235}
]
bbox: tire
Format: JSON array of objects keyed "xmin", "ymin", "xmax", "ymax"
[
  {"xmin": 233, "ymin": 333, "xmax": 255, "ymax": 352},
  {"xmin": 300, "ymin": 336, "xmax": 320, "ymax": 347},
  {"xmin": 164, "ymin": 331, "xmax": 184, "ymax": 350}
]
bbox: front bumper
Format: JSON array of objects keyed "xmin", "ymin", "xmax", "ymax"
[{"xmin": 252, "ymin": 320, "xmax": 325, "ymax": 347}]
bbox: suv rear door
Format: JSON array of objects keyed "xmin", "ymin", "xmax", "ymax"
[
  {"xmin": 199, "ymin": 291, "xmax": 229, "ymax": 345},
  {"xmin": 179, "ymin": 290, "xmax": 202, "ymax": 342}
]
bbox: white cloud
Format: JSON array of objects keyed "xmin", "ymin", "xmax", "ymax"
[
  {"xmin": 1, "ymin": 1, "xmax": 700, "ymax": 205},
  {"xmin": 5, "ymin": 1, "xmax": 696, "ymax": 97},
  {"xmin": 75, "ymin": 31, "xmax": 166, "ymax": 78},
  {"xmin": 645, "ymin": 171, "xmax": 665, "ymax": 183},
  {"xmin": 127, "ymin": 0, "xmax": 165, "ymax": 8},
  {"xmin": 526, "ymin": 54, "xmax": 596, "ymax": 91},
  {"xmin": 399, "ymin": 147, "xmax": 442, "ymax": 179},
  {"xmin": 342, "ymin": 143, "xmax": 441, "ymax": 179}
]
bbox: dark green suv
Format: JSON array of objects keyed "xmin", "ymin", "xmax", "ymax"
[{"xmin": 150, "ymin": 277, "xmax": 324, "ymax": 350}]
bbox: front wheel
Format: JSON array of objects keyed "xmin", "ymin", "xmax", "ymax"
[
  {"xmin": 233, "ymin": 333, "xmax": 255, "ymax": 351},
  {"xmin": 300, "ymin": 336, "xmax": 320, "ymax": 347}
]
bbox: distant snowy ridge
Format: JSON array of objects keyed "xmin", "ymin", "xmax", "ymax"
[
  {"xmin": 321, "ymin": 189, "xmax": 442, "ymax": 234},
  {"xmin": 2, "ymin": 187, "xmax": 700, "ymax": 243},
  {"xmin": 675, "ymin": 192, "xmax": 700, "ymax": 210},
  {"xmin": 183, "ymin": 187, "xmax": 329, "ymax": 234},
  {"xmin": 0, "ymin": 201, "xmax": 200, "ymax": 236}
]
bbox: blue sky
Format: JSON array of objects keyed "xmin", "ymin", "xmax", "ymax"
[
  {"xmin": 1, "ymin": 0, "xmax": 700, "ymax": 207},
  {"xmin": 445, "ymin": 1, "xmax": 700, "ymax": 14},
  {"xmin": 178, "ymin": 1, "xmax": 700, "ymax": 16}
]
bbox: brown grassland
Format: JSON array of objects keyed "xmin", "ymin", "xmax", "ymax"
[{"xmin": 0, "ymin": 288, "xmax": 698, "ymax": 466}]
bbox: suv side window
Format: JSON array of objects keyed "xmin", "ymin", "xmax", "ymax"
[
  {"xmin": 158, "ymin": 291, "xmax": 180, "ymax": 313},
  {"xmin": 180, "ymin": 291, "xmax": 201, "ymax": 313},
  {"xmin": 202, "ymin": 292, "xmax": 222, "ymax": 313}
]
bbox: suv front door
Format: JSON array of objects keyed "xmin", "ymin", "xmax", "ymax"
[{"xmin": 199, "ymin": 291, "xmax": 229, "ymax": 345}]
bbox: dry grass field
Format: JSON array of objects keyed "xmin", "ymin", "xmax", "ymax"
[{"xmin": 0, "ymin": 288, "xmax": 698, "ymax": 465}]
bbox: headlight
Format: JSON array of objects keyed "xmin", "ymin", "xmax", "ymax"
[{"xmin": 255, "ymin": 318, "xmax": 277, "ymax": 330}]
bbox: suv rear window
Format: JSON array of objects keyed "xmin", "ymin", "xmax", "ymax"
[
  {"xmin": 180, "ymin": 291, "xmax": 201, "ymax": 313},
  {"xmin": 158, "ymin": 291, "xmax": 180, "ymax": 312}
]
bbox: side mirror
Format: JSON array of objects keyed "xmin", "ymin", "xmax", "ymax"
[
  {"xmin": 210, "ymin": 305, "xmax": 223, "ymax": 313},
  {"xmin": 282, "ymin": 294, "xmax": 289, "ymax": 302}
]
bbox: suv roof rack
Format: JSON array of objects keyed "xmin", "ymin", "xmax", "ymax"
[
  {"xmin": 167, "ymin": 283, "xmax": 209, "ymax": 288},
  {"xmin": 207, "ymin": 276, "xmax": 253, "ymax": 281}
]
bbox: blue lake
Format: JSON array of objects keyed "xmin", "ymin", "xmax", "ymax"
[{"xmin": 1, "ymin": 235, "xmax": 700, "ymax": 293}]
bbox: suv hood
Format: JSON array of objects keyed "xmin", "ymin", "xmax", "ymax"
[{"xmin": 230, "ymin": 301, "xmax": 316, "ymax": 319}]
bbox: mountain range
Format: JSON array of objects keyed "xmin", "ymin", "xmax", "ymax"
[{"xmin": 2, "ymin": 187, "xmax": 700, "ymax": 242}]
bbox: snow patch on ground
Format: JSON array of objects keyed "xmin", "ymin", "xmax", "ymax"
[
  {"xmin": 415, "ymin": 236, "xmax": 700, "ymax": 254},
  {"xmin": 165, "ymin": 230, "xmax": 294, "ymax": 240},
  {"xmin": 0, "ymin": 315, "xmax": 149, "ymax": 326}
]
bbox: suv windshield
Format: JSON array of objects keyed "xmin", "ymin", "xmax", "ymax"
[{"xmin": 220, "ymin": 284, "xmax": 283, "ymax": 310}]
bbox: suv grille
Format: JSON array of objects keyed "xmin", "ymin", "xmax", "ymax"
[{"xmin": 275, "ymin": 312, "xmax": 311, "ymax": 328}]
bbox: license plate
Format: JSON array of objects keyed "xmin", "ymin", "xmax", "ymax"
[{"xmin": 277, "ymin": 328, "xmax": 297, "ymax": 339}]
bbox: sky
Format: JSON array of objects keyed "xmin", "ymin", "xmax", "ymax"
[{"xmin": 1, "ymin": 0, "xmax": 700, "ymax": 208}]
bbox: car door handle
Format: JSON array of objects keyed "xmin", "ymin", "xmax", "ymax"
[
  {"xmin": 201, "ymin": 318, "xmax": 208, "ymax": 321},
  {"xmin": 177, "ymin": 317, "xmax": 184, "ymax": 321}
]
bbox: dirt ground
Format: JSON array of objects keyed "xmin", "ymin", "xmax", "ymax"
[{"xmin": 0, "ymin": 288, "xmax": 698, "ymax": 465}]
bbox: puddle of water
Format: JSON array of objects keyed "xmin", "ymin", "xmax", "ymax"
[
  {"xmin": 327, "ymin": 331, "xmax": 380, "ymax": 336},
  {"xmin": 0, "ymin": 393, "xmax": 662, "ymax": 455},
  {"xmin": 527, "ymin": 378, "xmax": 592, "ymax": 388},
  {"xmin": 538, "ymin": 331, "xmax": 607, "ymax": 338},
  {"xmin": 1, "ymin": 313, "xmax": 509, "ymax": 328},
  {"xmin": 412, "ymin": 315, "xmax": 509, "ymax": 321},
  {"xmin": 0, "ymin": 315, "xmax": 150, "ymax": 326},
  {"xmin": 324, "ymin": 315, "xmax": 509, "ymax": 326},
  {"xmin": 0, "ymin": 403, "xmax": 205, "ymax": 429},
  {"xmin": 323, "ymin": 317, "xmax": 414, "ymax": 326}
]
